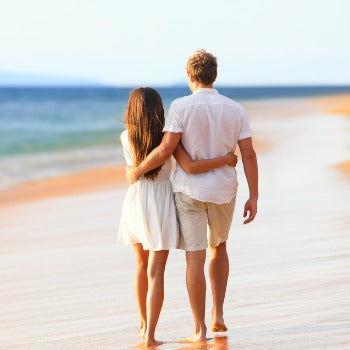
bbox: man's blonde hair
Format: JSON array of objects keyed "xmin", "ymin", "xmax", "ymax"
[{"xmin": 186, "ymin": 49, "xmax": 217, "ymax": 85}]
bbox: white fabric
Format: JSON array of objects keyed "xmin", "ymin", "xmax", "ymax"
[
  {"xmin": 117, "ymin": 130, "xmax": 179, "ymax": 250},
  {"xmin": 163, "ymin": 88, "xmax": 252, "ymax": 204}
]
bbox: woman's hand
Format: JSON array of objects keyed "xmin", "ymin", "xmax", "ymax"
[{"xmin": 225, "ymin": 152, "xmax": 238, "ymax": 167}]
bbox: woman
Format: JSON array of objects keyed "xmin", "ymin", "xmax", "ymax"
[{"xmin": 117, "ymin": 87, "xmax": 236, "ymax": 347}]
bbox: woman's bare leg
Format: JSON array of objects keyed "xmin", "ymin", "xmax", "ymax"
[
  {"xmin": 133, "ymin": 244, "xmax": 149, "ymax": 338},
  {"xmin": 144, "ymin": 250, "xmax": 169, "ymax": 347}
]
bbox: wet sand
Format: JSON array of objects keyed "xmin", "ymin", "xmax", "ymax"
[
  {"xmin": 0, "ymin": 138, "xmax": 269, "ymax": 208},
  {"xmin": 0, "ymin": 165, "xmax": 127, "ymax": 207},
  {"xmin": 1, "ymin": 95, "xmax": 350, "ymax": 349}
]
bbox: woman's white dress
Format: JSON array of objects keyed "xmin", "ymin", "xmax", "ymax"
[{"xmin": 117, "ymin": 130, "xmax": 179, "ymax": 250}]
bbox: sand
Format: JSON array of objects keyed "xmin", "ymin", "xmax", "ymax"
[
  {"xmin": 1, "ymin": 94, "xmax": 350, "ymax": 349},
  {"xmin": 0, "ymin": 139, "xmax": 269, "ymax": 208},
  {"xmin": 338, "ymin": 160, "xmax": 350, "ymax": 178},
  {"xmin": 310, "ymin": 93, "xmax": 350, "ymax": 117},
  {"xmin": 0, "ymin": 165, "xmax": 127, "ymax": 207}
]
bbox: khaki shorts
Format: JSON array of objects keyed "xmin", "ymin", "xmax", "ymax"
[{"xmin": 175, "ymin": 192, "xmax": 236, "ymax": 251}]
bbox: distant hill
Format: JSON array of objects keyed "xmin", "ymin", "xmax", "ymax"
[{"xmin": 0, "ymin": 71, "xmax": 102, "ymax": 86}]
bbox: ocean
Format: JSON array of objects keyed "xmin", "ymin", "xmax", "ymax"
[{"xmin": 1, "ymin": 85, "xmax": 350, "ymax": 189}]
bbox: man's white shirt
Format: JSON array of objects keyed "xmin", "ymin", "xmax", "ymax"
[{"xmin": 163, "ymin": 88, "xmax": 252, "ymax": 204}]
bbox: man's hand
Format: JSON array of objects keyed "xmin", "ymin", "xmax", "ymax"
[
  {"xmin": 125, "ymin": 166, "xmax": 139, "ymax": 184},
  {"xmin": 243, "ymin": 197, "xmax": 257, "ymax": 224},
  {"xmin": 225, "ymin": 152, "xmax": 238, "ymax": 167}
]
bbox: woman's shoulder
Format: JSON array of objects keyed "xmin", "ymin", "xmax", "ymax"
[
  {"xmin": 120, "ymin": 129, "xmax": 131, "ymax": 151},
  {"xmin": 120, "ymin": 129, "xmax": 128, "ymax": 141},
  {"xmin": 120, "ymin": 130, "xmax": 129, "ymax": 147},
  {"xmin": 120, "ymin": 129, "xmax": 134, "ymax": 165}
]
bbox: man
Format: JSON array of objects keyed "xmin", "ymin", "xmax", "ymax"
[{"xmin": 126, "ymin": 50, "xmax": 258, "ymax": 342}]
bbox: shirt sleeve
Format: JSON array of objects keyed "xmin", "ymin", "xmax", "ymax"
[
  {"xmin": 163, "ymin": 101, "xmax": 183, "ymax": 133},
  {"xmin": 238, "ymin": 106, "xmax": 252, "ymax": 140}
]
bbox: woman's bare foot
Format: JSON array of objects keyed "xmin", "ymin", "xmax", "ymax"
[{"xmin": 144, "ymin": 338, "xmax": 163, "ymax": 347}]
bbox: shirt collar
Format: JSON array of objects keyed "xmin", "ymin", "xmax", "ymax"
[{"xmin": 193, "ymin": 88, "xmax": 218, "ymax": 95}]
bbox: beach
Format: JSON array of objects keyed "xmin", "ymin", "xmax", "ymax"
[{"xmin": 1, "ymin": 93, "xmax": 350, "ymax": 349}]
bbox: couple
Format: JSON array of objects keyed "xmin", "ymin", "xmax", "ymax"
[{"xmin": 117, "ymin": 50, "xmax": 259, "ymax": 347}]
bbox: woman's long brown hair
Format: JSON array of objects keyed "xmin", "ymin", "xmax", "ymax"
[{"xmin": 124, "ymin": 87, "xmax": 164, "ymax": 179}]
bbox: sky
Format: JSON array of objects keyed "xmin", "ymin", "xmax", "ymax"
[{"xmin": 0, "ymin": 0, "xmax": 349, "ymax": 86}]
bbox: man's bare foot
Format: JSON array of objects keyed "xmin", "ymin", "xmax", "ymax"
[
  {"xmin": 211, "ymin": 323, "xmax": 227, "ymax": 332},
  {"xmin": 144, "ymin": 338, "xmax": 163, "ymax": 347},
  {"xmin": 211, "ymin": 312, "xmax": 227, "ymax": 332},
  {"xmin": 137, "ymin": 327, "xmax": 146, "ymax": 338},
  {"xmin": 185, "ymin": 330, "xmax": 208, "ymax": 343}
]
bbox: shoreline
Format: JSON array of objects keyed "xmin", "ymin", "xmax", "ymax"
[
  {"xmin": 0, "ymin": 137, "xmax": 270, "ymax": 208},
  {"xmin": 1, "ymin": 92, "xmax": 349, "ymax": 208},
  {"xmin": 0, "ymin": 165, "xmax": 127, "ymax": 207}
]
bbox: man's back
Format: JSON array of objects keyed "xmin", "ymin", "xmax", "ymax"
[{"xmin": 164, "ymin": 88, "xmax": 251, "ymax": 204}]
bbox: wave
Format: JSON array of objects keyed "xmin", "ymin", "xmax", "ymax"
[{"xmin": 0, "ymin": 144, "xmax": 124, "ymax": 190}]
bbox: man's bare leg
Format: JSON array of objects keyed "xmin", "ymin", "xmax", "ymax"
[
  {"xmin": 133, "ymin": 244, "xmax": 149, "ymax": 338},
  {"xmin": 144, "ymin": 250, "xmax": 169, "ymax": 347},
  {"xmin": 185, "ymin": 250, "xmax": 207, "ymax": 342},
  {"xmin": 209, "ymin": 241, "xmax": 229, "ymax": 332}
]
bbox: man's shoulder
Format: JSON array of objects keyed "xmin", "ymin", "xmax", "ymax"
[
  {"xmin": 216, "ymin": 93, "xmax": 245, "ymax": 112},
  {"xmin": 170, "ymin": 94, "xmax": 194, "ymax": 109},
  {"xmin": 170, "ymin": 91, "xmax": 246, "ymax": 116}
]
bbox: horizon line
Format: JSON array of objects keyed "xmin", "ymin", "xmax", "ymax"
[{"xmin": 1, "ymin": 83, "xmax": 350, "ymax": 88}]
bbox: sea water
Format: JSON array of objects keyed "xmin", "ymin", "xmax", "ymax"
[{"xmin": 1, "ymin": 85, "xmax": 349, "ymax": 189}]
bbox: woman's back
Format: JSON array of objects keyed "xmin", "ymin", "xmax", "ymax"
[{"xmin": 120, "ymin": 130, "xmax": 173, "ymax": 182}]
